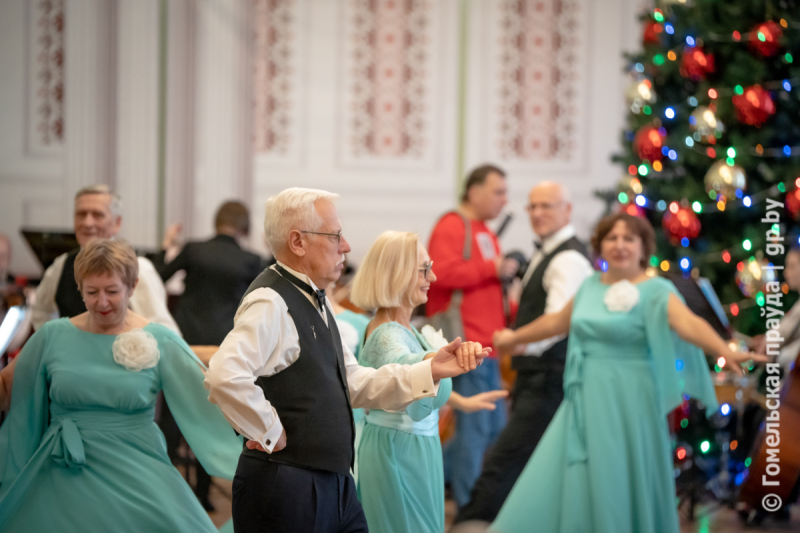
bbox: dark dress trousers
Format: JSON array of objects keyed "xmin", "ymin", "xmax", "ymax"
[
  {"xmin": 455, "ymin": 236, "xmax": 589, "ymax": 524},
  {"xmin": 231, "ymin": 268, "xmax": 367, "ymax": 533}
]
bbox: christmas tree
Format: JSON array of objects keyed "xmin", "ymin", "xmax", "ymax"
[
  {"xmin": 614, "ymin": 0, "xmax": 800, "ymax": 336},
  {"xmin": 614, "ymin": 1, "xmax": 800, "ymax": 517}
]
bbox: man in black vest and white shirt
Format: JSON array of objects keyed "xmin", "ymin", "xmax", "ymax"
[
  {"xmin": 205, "ymin": 188, "xmax": 490, "ymax": 533},
  {"xmin": 30, "ymin": 184, "xmax": 179, "ymax": 334},
  {"xmin": 455, "ymin": 182, "xmax": 593, "ymax": 524}
]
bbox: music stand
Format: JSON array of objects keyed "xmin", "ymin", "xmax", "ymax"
[
  {"xmin": 660, "ymin": 272, "xmax": 731, "ymax": 340},
  {"xmin": 21, "ymin": 229, "xmax": 79, "ymax": 271}
]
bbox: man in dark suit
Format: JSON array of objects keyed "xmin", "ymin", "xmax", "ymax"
[
  {"xmin": 455, "ymin": 182, "xmax": 593, "ymax": 524},
  {"xmin": 153, "ymin": 200, "xmax": 264, "ymax": 510},
  {"xmin": 155, "ymin": 201, "xmax": 265, "ymax": 346}
]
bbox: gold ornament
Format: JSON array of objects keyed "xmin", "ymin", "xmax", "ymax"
[
  {"xmin": 735, "ymin": 256, "xmax": 778, "ymax": 297},
  {"xmin": 625, "ymin": 79, "xmax": 656, "ymax": 108},
  {"xmin": 618, "ymin": 175, "xmax": 644, "ymax": 198},
  {"xmin": 704, "ymin": 160, "xmax": 746, "ymax": 200},
  {"xmin": 689, "ymin": 106, "xmax": 724, "ymax": 140}
]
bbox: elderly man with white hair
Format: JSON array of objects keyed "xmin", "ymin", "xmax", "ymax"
[
  {"xmin": 205, "ymin": 188, "xmax": 490, "ymax": 533},
  {"xmin": 455, "ymin": 181, "xmax": 594, "ymax": 524}
]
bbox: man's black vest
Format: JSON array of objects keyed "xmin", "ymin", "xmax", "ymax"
[
  {"xmin": 55, "ymin": 249, "xmax": 87, "ymax": 318},
  {"xmin": 240, "ymin": 268, "xmax": 355, "ymax": 474},
  {"xmin": 511, "ymin": 236, "xmax": 588, "ymax": 373}
]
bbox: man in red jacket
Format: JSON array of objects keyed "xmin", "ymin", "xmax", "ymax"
[{"xmin": 426, "ymin": 164, "xmax": 518, "ymax": 508}]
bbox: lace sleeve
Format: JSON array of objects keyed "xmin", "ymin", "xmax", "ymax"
[{"xmin": 359, "ymin": 323, "xmax": 429, "ymax": 370}]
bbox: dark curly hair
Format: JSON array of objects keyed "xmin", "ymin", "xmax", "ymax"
[{"xmin": 590, "ymin": 213, "xmax": 655, "ymax": 270}]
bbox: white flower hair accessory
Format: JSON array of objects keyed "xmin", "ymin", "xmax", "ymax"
[
  {"xmin": 603, "ymin": 279, "xmax": 640, "ymax": 313},
  {"xmin": 420, "ymin": 325, "xmax": 449, "ymax": 350},
  {"xmin": 112, "ymin": 328, "xmax": 160, "ymax": 372}
]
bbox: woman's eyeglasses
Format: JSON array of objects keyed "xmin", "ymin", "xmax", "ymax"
[{"xmin": 418, "ymin": 261, "xmax": 434, "ymax": 280}]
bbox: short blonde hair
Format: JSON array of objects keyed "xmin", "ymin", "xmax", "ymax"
[
  {"xmin": 350, "ymin": 231, "xmax": 421, "ymax": 310},
  {"xmin": 263, "ymin": 188, "xmax": 339, "ymax": 254},
  {"xmin": 74, "ymin": 239, "xmax": 139, "ymax": 290}
]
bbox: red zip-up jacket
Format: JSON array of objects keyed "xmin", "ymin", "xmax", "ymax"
[{"xmin": 425, "ymin": 212, "xmax": 505, "ymax": 354}]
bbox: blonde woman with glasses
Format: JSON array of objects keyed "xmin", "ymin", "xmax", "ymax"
[{"xmin": 350, "ymin": 231, "xmax": 507, "ymax": 533}]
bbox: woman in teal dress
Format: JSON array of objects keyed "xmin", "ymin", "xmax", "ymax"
[
  {"xmin": 0, "ymin": 239, "xmax": 242, "ymax": 532},
  {"xmin": 491, "ymin": 213, "xmax": 765, "ymax": 533},
  {"xmin": 350, "ymin": 231, "xmax": 507, "ymax": 533}
]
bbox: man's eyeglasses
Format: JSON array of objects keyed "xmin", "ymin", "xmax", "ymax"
[
  {"xmin": 418, "ymin": 261, "xmax": 434, "ymax": 280},
  {"xmin": 525, "ymin": 201, "xmax": 563, "ymax": 212},
  {"xmin": 301, "ymin": 230, "xmax": 343, "ymax": 244}
]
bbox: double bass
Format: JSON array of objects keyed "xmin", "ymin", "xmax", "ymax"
[{"xmin": 737, "ymin": 353, "xmax": 800, "ymax": 523}]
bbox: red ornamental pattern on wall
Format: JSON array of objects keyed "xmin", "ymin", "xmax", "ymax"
[
  {"xmin": 497, "ymin": 0, "xmax": 581, "ymax": 161},
  {"xmin": 253, "ymin": 0, "xmax": 295, "ymax": 155},
  {"xmin": 34, "ymin": 0, "xmax": 64, "ymax": 147},
  {"xmin": 349, "ymin": 0, "xmax": 430, "ymax": 158}
]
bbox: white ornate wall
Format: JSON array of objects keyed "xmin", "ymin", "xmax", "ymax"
[{"xmin": 1, "ymin": 0, "xmax": 647, "ymax": 276}]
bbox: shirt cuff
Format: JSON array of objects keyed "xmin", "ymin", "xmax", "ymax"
[
  {"xmin": 258, "ymin": 415, "xmax": 285, "ymax": 453},
  {"xmin": 409, "ymin": 358, "xmax": 438, "ymax": 399}
]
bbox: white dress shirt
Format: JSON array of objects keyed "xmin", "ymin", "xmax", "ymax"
[
  {"xmin": 519, "ymin": 225, "xmax": 593, "ymax": 356},
  {"xmin": 31, "ymin": 253, "xmax": 181, "ymax": 335},
  {"xmin": 204, "ymin": 261, "xmax": 438, "ymax": 453}
]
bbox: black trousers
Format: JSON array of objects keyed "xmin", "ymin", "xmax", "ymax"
[
  {"xmin": 232, "ymin": 454, "xmax": 368, "ymax": 533},
  {"xmin": 455, "ymin": 368, "xmax": 564, "ymax": 524}
]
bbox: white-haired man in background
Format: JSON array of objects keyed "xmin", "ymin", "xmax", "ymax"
[
  {"xmin": 205, "ymin": 188, "xmax": 490, "ymax": 533},
  {"xmin": 31, "ymin": 185, "xmax": 179, "ymax": 333}
]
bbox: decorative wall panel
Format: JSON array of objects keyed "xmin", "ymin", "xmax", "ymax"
[
  {"xmin": 467, "ymin": 0, "xmax": 588, "ymax": 170},
  {"xmin": 27, "ymin": 0, "xmax": 64, "ymax": 155},
  {"xmin": 340, "ymin": 0, "xmax": 442, "ymax": 167},
  {"xmin": 253, "ymin": 0, "xmax": 296, "ymax": 156}
]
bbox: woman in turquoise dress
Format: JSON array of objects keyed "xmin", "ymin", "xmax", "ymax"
[
  {"xmin": 350, "ymin": 231, "xmax": 507, "ymax": 533},
  {"xmin": 491, "ymin": 213, "xmax": 765, "ymax": 533},
  {"xmin": 0, "ymin": 239, "xmax": 242, "ymax": 532}
]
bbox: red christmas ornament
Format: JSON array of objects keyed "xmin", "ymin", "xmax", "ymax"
[
  {"xmin": 732, "ymin": 85, "xmax": 775, "ymax": 126},
  {"xmin": 643, "ymin": 21, "xmax": 663, "ymax": 44},
  {"xmin": 634, "ymin": 126, "xmax": 665, "ymax": 162},
  {"xmin": 662, "ymin": 205, "xmax": 701, "ymax": 242},
  {"xmin": 679, "ymin": 47, "xmax": 715, "ymax": 81},
  {"xmin": 787, "ymin": 189, "xmax": 800, "ymax": 220},
  {"xmin": 619, "ymin": 202, "xmax": 646, "ymax": 218},
  {"xmin": 749, "ymin": 21, "xmax": 783, "ymax": 57}
]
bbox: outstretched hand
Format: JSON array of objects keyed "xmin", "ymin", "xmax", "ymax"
[
  {"xmin": 456, "ymin": 390, "xmax": 509, "ymax": 413},
  {"xmin": 430, "ymin": 337, "xmax": 491, "ymax": 381},
  {"xmin": 493, "ymin": 328, "xmax": 516, "ymax": 352},
  {"xmin": 719, "ymin": 347, "xmax": 769, "ymax": 376}
]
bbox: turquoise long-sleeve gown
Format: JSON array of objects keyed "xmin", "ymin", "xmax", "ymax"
[
  {"xmin": 356, "ymin": 322, "xmax": 453, "ymax": 533},
  {"xmin": 0, "ymin": 318, "xmax": 242, "ymax": 533},
  {"xmin": 492, "ymin": 274, "xmax": 719, "ymax": 533}
]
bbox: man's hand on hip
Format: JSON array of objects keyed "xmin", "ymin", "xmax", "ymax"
[{"xmin": 245, "ymin": 429, "xmax": 287, "ymax": 453}]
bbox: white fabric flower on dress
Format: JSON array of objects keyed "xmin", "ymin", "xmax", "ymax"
[
  {"xmin": 112, "ymin": 328, "xmax": 160, "ymax": 372},
  {"xmin": 603, "ymin": 279, "xmax": 640, "ymax": 313},
  {"xmin": 420, "ymin": 325, "xmax": 449, "ymax": 350}
]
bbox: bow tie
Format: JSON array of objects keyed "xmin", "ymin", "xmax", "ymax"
[
  {"xmin": 533, "ymin": 240, "xmax": 543, "ymax": 251},
  {"xmin": 275, "ymin": 264, "xmax": 327, "ymax": 313}
]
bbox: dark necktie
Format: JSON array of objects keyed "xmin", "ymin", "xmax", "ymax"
[{"xmin": 275, "ymin": 264, "xmax": 327, "ymax": 313}]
